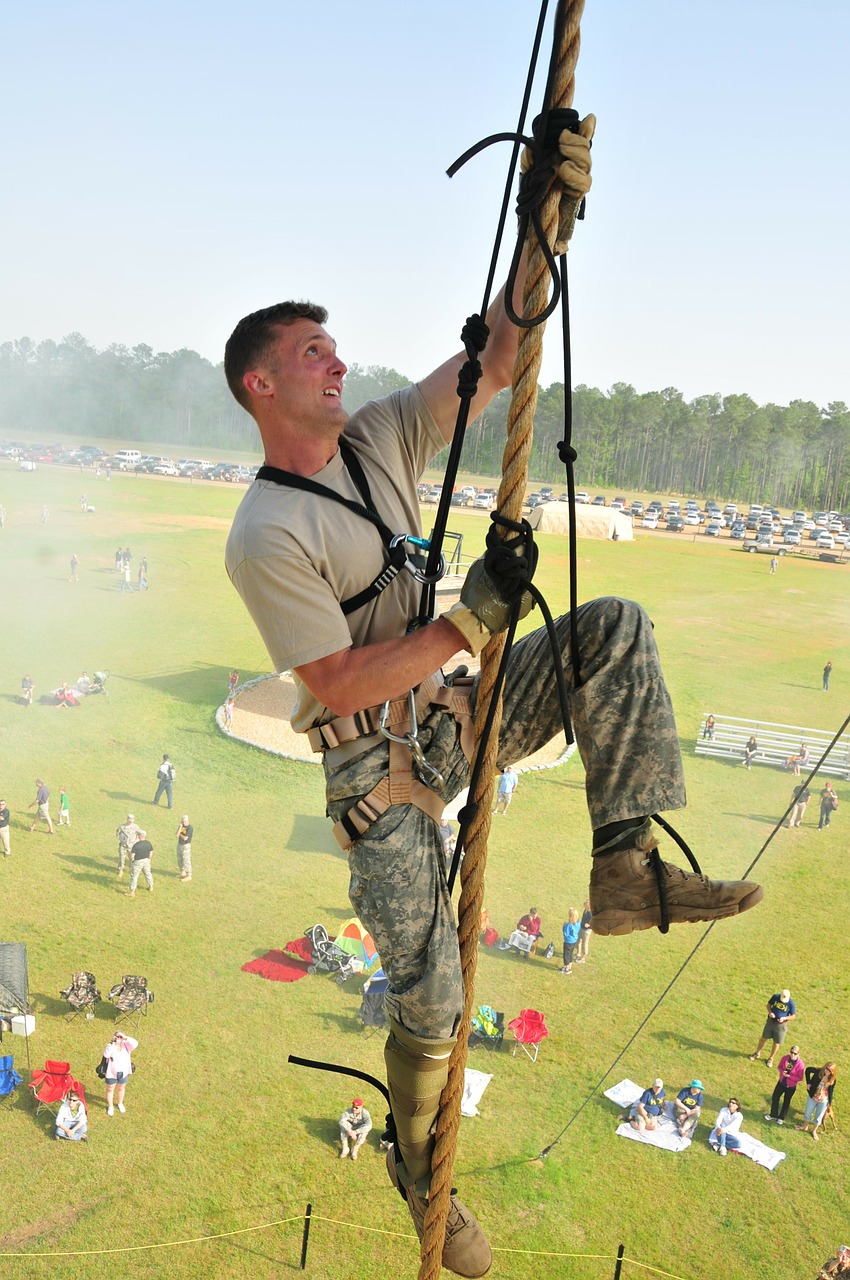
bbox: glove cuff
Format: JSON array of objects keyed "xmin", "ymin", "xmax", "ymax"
[{"xmin": 444, "ymin": 601, "xmax": 492, "ymax": 657}]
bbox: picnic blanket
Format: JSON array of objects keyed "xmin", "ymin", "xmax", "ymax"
[
  {"xmin": 616, "ymin": 1120, "xmax": 692, "ymax": 1152},
  {"xmin": 461, "ymin": 1069, "xmax": 493, "ymax": 1117},
  {"xmin": 710, "ymin": 1130, "xmax": 786, "ymax": 1171},
  {"xmin": 241, "ymin": 950, "xmax": 309, "ymax": 983}
]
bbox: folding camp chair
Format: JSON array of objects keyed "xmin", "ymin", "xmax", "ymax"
[
  {"xmin": 469, "ymin": 1005, "xmax": 505, "ymax": 1053},
  {"xmin": 107, "ymin": 975, "xmax": 154, "ymax": 1028},
  {"xmin": 0, "ymin": 1055, "xmax": 23, "ymax": 1108},
  {"xmin": 358, "ymin": 969, "xmax": 389, "ymax": 1036},
  {"xmin": 507, "ymin": 1009, "xmax": 549, "ymax": 1062},
  {"xmin": 29, "ymin": 1061, "xmax": 85, "ymax": 1118},
  {"xmin": 60, "ymin": 971, "xmax": 102, "ymax": 1023}
]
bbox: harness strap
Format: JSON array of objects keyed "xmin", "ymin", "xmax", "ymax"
[
  {"xmin": 307, "ymin": 673, "xmax": 446, "ymax": 752},
  {"xmin": 333, "ymin": 774, "xmax": 446, "ymax": 852},
  {"xmin": 256, "ymin": 444, "xmax": 411, "ymax": 617}
]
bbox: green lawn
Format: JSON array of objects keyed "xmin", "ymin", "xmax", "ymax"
[{"xmin": 0, "ymin": 463, "xmax": 848, "ymax": 1279}]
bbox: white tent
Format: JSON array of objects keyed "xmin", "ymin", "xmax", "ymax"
[{"xmin": 527, "ymin": 501, "xmax": 633, "ymax": 540}]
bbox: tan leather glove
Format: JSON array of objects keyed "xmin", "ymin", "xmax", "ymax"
[{"xmin": 444, "ymin": 558, "xmax": 533, "ymax": 656}]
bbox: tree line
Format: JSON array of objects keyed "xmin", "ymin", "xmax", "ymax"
[{"xmin": 1, "ymin": 333, "xmax": 847, "ymax": 509}]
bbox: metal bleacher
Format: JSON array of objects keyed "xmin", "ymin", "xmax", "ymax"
[{"xmin": 695, "ymin": 714, "xmax": 850, "ymax": 780}]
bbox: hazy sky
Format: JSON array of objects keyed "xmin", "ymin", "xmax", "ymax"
[{"xmin": 2, "ymin": 1, "xmax": 848, "ymax": 406}]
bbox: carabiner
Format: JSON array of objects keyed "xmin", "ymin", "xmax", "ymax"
[
  {"xmin": 390, "ymin": 534, "xmax": 446, "ymax": 585},
  {"xmin": 378, "ymin": 690, "xmax": 445, "ymax": 791}
]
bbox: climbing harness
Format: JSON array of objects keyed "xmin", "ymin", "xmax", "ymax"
[{"xmin": 256, "ymin": 442, "xmax": 445, "ymax": 618}]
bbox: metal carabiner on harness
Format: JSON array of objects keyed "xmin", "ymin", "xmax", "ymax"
[
  {"xmin": 389, "ymin": 534, "xmax": 446, "ymax": 586},
  {"xmin": 378, "ymin": 689, "xmax": 445, "ymax": 791}
]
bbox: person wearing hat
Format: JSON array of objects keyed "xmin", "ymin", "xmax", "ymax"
[
  {"xmin": 627, "ymin": 1079, "xmax": 666, "ymax": 1131},
  {"xmin": 115, "ymin": 814, "xmax": 146, "ymax": 879},
  {"xmin": 338, "ymin": 1097, "xmax": 372, "ymax": 1160},
  {"xmin": 176, "ymin": 815, "xmax": 193, "ymax": 882},
  {"xmin": 673, "ymin": 1079, "xmax": 705, "ymax": 1137},
  {"xmin": 0, "ymin": 799, "xmax": 10, "ymax": 858},
  {"xmin": 749, "ymin": 989, "xmax": 796, "ymax": 1067}
]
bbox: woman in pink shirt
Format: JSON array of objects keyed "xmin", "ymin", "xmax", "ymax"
[
  {"xmin": 765, "ymin": 1045, "xmax": 804, "ymax": 1124},
  {"xmin": 103, "ymin": 1031, "xmax": 139, "ymax": 1117}
]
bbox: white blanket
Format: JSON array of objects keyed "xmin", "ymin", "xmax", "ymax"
[
  {"xmin": 616, "ymin": 1119, "xmax": 692, "ymax": 1152},
  {"xmin": 709, "ymin": 1130, "xmax": 786, "ymax": 1171},
  {"xmin": 604, "ymin": 1079, "xmax": 644, "ymax": 1108},
  {"xmin": 461, "ymin": 1068, "xmax": 493, "ymax": 1117}
]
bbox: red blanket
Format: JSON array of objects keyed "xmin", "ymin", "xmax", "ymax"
[{"xmin": 241, "ymin": 950, "xmax": 309, "ymax": 983}]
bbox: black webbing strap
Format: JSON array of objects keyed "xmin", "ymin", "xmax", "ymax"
[{"xmin": 256, "ymin": 443, "xmax": 408, "ymax": 616}]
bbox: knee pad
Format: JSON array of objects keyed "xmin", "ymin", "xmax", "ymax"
[{"xmin": 384, "ymin": 1019, "xmax": 455, "ymax": 1183}]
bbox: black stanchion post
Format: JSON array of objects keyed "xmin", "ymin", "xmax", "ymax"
[
  {"xmin": 613, "ymin": 1242, "xmax": 625, "ymax": 1280},
  {"xmin": 300, "ymin": 1202, "xmax": 312, "ymax": 1270}
]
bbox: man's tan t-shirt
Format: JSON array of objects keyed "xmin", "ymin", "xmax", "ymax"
[{"xmin": 225, "ymin": 385, "xmax": 444, "ymax": 732}]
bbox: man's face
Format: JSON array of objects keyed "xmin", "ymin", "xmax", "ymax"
[{"xmin": 255, "ymin": 320, "xmax": 349, "ymax": 437}]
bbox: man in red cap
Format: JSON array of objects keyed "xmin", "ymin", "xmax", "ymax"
[{"xmin": 339, "ymin": 1098, "xmax": 372, "ymax": 1160}]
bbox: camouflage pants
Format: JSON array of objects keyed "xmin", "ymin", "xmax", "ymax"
[{"xmin": 325, "ymin": 597, "xmax": 685, "ymax": 1042}]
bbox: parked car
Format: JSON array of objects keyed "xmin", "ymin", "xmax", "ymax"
[
  {"xmin": 630, "ymin": 501, "xmax": 645, "ymax": 516},
  {"xmin": 592, "ymin": 495, "xmax": 606, "ymax": 506},
  {"xmin": 731, "ymin": 525, "xmax": 746, "ymax": 540},
  {"xmin": 473, "ymin": 490, "xmax": 496, "ymax": 508},
  {"xmin": 641, "ymin": 513, "xmax": 659, "ymax": 529},
  {"xmin": 667, "ymin": 515, "xmax": 684, "ymax": 531},
  {"xmin": 574, "ymin": 490, "xmax": 590, "ymax": 504},
  {"xmin": 783, "ymin": 529, "xmax": 802, "ymax": 545},
  {"xmin": 704, "ymin": 521, "xmax": 722, "ymax": 537},
  {"xmin": 450, "ymin": 491, "xmax": 472, "ymax": 507},
  {"xmin": 684, "ymin": 513, "xmax": 701, "ymax": 526},
  {"xmin": 816, "ymin": 532, "xmax": 836, "ymax": 549}
]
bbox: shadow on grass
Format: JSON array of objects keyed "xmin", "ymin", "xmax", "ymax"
[
  {"xmin": 725, "ymin": 811, "xmax": 786, "ymax": 826},
  {"xmin": 302, "ymin": 1113, "xmax": 345, "ymax": 1152},
  {"xmin": 126, "ymin": 663, "xmax": 264, "ymax": 704},
  {"xmin": 286, "ymin": 815, "xmax": 345, "ymax": 858},
  {"xmin": 650, "ymin": 1029, "xmax": 742, "ymax": 1059}
]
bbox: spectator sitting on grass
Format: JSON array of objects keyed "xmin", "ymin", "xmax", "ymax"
[{"xmin": 625, "ymin": 1079, "xmax": 665, "ymax": 1130}]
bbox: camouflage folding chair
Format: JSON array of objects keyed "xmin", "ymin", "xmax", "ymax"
[
  {"xmin": 60, "ymin": 971, "xmax": 102, "ymax": 1023},
  {"xmin": 107, "ymin": 975, "xmax": 154, "ymax": 1028}
]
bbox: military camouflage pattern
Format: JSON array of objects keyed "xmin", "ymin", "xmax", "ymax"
[{"xmin": 324, "ymin": 596, "xmax": 685, "ymax": 1042}]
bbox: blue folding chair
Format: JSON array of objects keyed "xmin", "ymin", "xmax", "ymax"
[{"xmin": 0, "ymin": 1055, "xmax": 23, "ymax": 1108}]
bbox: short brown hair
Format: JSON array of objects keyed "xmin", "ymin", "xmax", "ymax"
[{"xmin": 224, "ymin": 301, "xmax": 328, "ymax": 409}]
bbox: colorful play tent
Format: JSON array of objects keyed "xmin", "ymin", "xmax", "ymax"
[{"xmin": 333, "ymin": 918, "xmax": 379, "ymax": 971}]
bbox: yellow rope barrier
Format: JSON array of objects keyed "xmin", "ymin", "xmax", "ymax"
[{"xmin": 419, "ymin": 4, "xmax": 586, "ymax": 1277}]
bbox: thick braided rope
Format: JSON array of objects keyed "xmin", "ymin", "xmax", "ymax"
[{"xmin": 416, "ymin": 6, "xmax": 585, "ymax": 1278}]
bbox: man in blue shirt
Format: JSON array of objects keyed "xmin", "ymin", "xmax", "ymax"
[
  {"xmin": 627, "ymin": 1079, "xmax": 666, "ymax": 1130},
  {"xmin": 673, "ymin": 1080, "xmax": 704, "ymax": 1137},
  {"xmin": 749, "ymin": 989, "xmax": 796, "ymax": 1068}
]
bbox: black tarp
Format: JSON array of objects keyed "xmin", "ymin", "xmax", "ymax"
[{"xmin": 0, "ymin": 943, "xmax": 29, "ymax": 1013}]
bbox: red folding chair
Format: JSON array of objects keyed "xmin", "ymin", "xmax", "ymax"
[
  {"xmin": 507, "ymin": 1009, "xmax": 549, "ymax": 1062},
  {"xmin": 29, "ymin": 1061, "xmax": 85, "ymax": 1118}
]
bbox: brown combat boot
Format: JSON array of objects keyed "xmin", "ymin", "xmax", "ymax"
[
  {"xmin": 589, "ymin": 820, "xmax": 763, "ymax": 936},
  {"xmin": 386, "ymin": 1145, "xmax": 492, "ymax": 1277}
]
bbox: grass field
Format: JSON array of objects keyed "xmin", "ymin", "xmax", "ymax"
[{"xmin": 0, "ymin": 461, "xmax": 848, "ymax": 1280}]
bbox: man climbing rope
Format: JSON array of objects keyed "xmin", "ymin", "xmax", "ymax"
[{"xmin": 223, "ymin": 282, "xmax": 762, "ymax": 1272}]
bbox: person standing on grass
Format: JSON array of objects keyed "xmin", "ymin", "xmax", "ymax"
[
  {"xmin": 28, "ymin": 779, "xmax": 54, "ymax": 834},
  {"xmin": 224, "ymin": 696, "xmax": 235, "ymax": 732},
  {"xmin": 749, "ymin": 989, "xmax": 796, "ymax": 1066},
  {"xmin": 127, "ymin": 836, "xmax": 154, "ymax": 896},
  {"xmin": 576, "ymin": 899, "xmax": 592, "ymax": 963},
  {"xmin": 115, "ymin": 814, "xmax": 145, "ymax": 879},
  {"xmin": 176, "ymin": 815, "xmax": 193, "ymax": 881},
  {"xmin": 20, "ymin": 674, "xmax": 34, "ymax": 705},
  {"xmin": 57, "ymin": 787, "xmax": 71, "ymax": 826},
  {"xmin": 823, "ymin": 660, "xmax": 832, "ymax": 691},
  {"xmin": 55, "ymin": 1090, "xmax": 88, "ymax": 1142},
  {"xmin": 785, "ymin": 783, "xmax": 811, "ymax": 828},
  {"xmin": 229, "ymin": 669, "xmax": 239, "ymax": 697},
  {"xmin": 0, "ymin": 799, "xmax": 11, "ymax": 857},
  {"xmin": 103, "ymin": 1031, "xmax": 138, "ymax": 1116},
  {"xmin": 797, "ymin": 1062, "xmax": 837, "ymax": 1141},
  {"xmin": 153, "ymin": 754, "xmax": 175, "ymax": 808},
  {"xmin": 69, "ymin": 553, "xmax": 79, "ymax": 582},
  {"xmin": 765, "ymin": 1045, "xmax": 805, "ymax": 1125},
  {"xmin": 560, "ymin": 909, "xmax": 580, "ymax": 974},
  {"xmin": 493, "ymin": 764, "xmax": 518, "ymax": 815},
  {"xmin": 769, "ymin": 556, "xmax": 778, "ymax": 574},
  {"xmin": 818, "ymin": 781, "xmax": 838, "ymax": 831}
]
